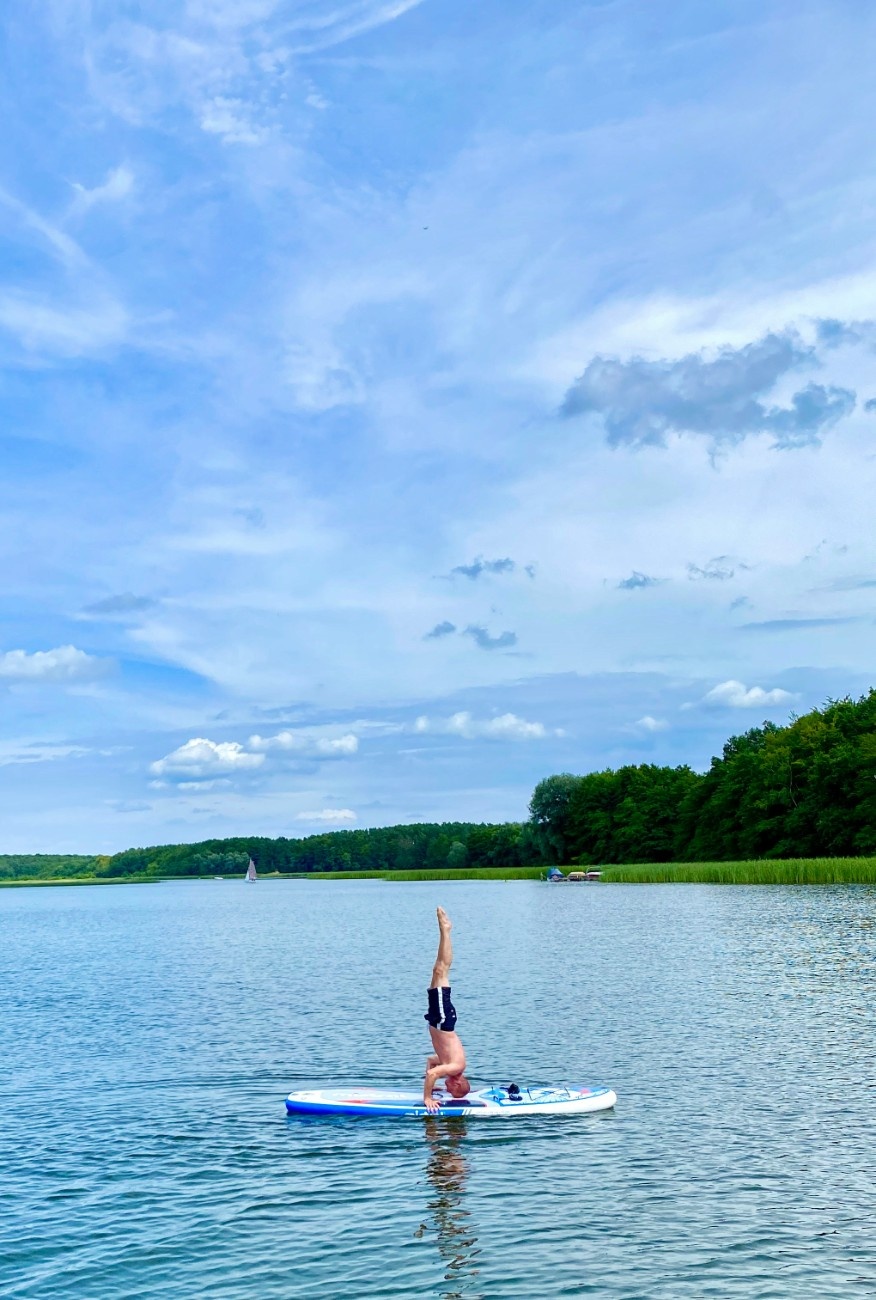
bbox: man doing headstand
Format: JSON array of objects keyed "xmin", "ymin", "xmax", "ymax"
[{"xmin": 423, "ymin": 907, "xmax": 470, "ymax": 1112}]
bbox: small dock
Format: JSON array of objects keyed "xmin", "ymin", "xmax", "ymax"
[{"xmin": 545, "ymin": 869, "xmax": 602, "ymax": 882}]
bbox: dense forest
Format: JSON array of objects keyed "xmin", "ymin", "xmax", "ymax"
[
  {"xmin": 2, "ymin": 690, "xmax": 873, "ymax": 882},
  {"xmin": 89, "ymin": 820, "xmax": 537, "ymax": 879},
  {"xmin": 0, "ymin": 855, "xmax": 98, "ymax": 881},
  {"xmin": 529, "ymin": 690, "xmax": 876, "ymax": 863}
]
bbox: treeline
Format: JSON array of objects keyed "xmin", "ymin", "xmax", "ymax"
[
  {"xmin": 97, "ymin": 821, "xmax": 537, "ymax": 878},
  {"xmin": 529, "ymin": 690, "xmax": 876, "ymax": 863},
  {"xmin": 5, "ymin": 690, "xmax": 873, "ymax": 883},
  {"xmin": 0, "ymin": 855, "xmax": 97, "ymax": 882}
]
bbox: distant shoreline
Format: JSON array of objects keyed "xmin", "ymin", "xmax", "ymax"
[{"xmin": 2, "ymin": 858, "xmax": 876, "ymax": 887}]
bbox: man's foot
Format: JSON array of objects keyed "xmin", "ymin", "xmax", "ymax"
[{"xmin": 437, "ymin": 906, "xmax": 451, "ymax": 932}]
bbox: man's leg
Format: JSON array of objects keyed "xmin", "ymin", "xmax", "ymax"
[{"xmin": 430, "ymin": 907, "xmax": 453, "ymax": 988}]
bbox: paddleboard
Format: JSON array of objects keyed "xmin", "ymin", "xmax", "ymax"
[{"xmin": 284, "ymin": 1083, "xmax": 617, "ymax": 1118}]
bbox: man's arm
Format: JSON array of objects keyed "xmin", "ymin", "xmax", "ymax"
[{"xmin": 423, "ymin": 1062, "xmax": 459, "ymax": 1111}]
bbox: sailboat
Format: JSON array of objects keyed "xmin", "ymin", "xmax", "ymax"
[{"xmin": 245, "ymin": 857, "xmax": 257, "ymax": 882}]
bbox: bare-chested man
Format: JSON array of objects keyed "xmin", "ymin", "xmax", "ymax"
[{"xmin": 423, "ymin": 907, "xmax": 470, "ymax": 1112}]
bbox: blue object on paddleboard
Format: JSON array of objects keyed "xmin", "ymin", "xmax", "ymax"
[{"xmin": 284, "ymin": 1083, "xmax": 617, "ymax": 1118}]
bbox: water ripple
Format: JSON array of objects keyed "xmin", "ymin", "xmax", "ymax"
[{"xmin": 1, "ymin": 881, "xmax": 874, "ymax": 1296}]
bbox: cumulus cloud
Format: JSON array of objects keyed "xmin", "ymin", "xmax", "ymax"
[
  {"xmin": 687, "ymin": 556, "xmax": 736, "ymax": 581},
  {"xmin": 561, "ymin": 329, "xmax": 856, "ymax": 449},
  {"xmin": 295, "ymin": 808, "xmax": 357, "ymax": 824},
  {"xmin": 864, "ymin": 398, "xmax": 876, "ymax": 413},
  {"xmin": 82, "ymin": 592, "xmax": 156, "ymax": 616},
  {"xmin": 463, "ymin": 625, "xmax": 517, "ymax": 650},
  {"xmin": 413, "ymin": 711, "xmax": 559, "ymax": 740},
  {"xmin": 815, "ymin": 317, "xmax": 876, "ymax": 348},
  {"xmin": 150, "ymin": 738, "xmax": 265, "ymax": 779},
  {"xmin": 450, "ymin": 556, "xmax": 515, "ymax": 580},
  {"xmin": 424, "ymin": 621, "xmax": 457, "ymax": 640},
  {"xmin": 702, "ymin": 680, "xmax": 795, "ymax": 708},
  {"xmin": 248, "ymin": 730, "xmax": 359, "ymax": 756},
  {"xmin": 634, "ymin": 716, "xmax": 669, "ymax": 732},
  {"xmin": 0, "ymin": 645, "xmax": 111, "ymax": 682},
  {"xmin": 618, "ymin": 572, "xmax": 661, "ymax": 590}
]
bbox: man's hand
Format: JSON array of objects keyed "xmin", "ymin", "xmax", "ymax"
[{"xmin": 423, "ymin": 1063, "xmax": 444, "ymax": 1111}]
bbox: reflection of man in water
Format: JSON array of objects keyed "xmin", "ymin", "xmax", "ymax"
[
  {"xmin": 420, "ymin": 1119, "xmax": 481, "ymax": 1298},
  {"xmin": 423, "ymin": 908, "xmax": 470, "ymax": 1112}
]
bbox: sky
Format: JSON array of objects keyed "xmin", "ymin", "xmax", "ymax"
[{"xmin": 1, "ymin": 0, "xmax": 875, "ymax": 852}]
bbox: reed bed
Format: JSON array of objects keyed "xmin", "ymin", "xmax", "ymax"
[
  {"xmin": 599, "ymin": 858, "xmax": 876, "ymax": 885},
  {"xmin": 6, "ymin": 860, "xmax": 876, "ymax": 887}
]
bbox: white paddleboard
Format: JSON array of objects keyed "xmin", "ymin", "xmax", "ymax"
[{"xmin": 285, "ymin": 1083, "xmax": 617, "ymax": 1118}]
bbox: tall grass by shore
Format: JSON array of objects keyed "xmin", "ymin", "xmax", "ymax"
[
  {"xmin": 599, "ymin": 858, "xmax": 876, "ymax": 885},
  {"xmin": 3, "ymin": 860, "xmax": 876, "ymax": 887}
]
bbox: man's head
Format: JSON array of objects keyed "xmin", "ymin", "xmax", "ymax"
[{"xmin": 446, "ymin": 1074, "xmax": 470, "ymax": 1098}]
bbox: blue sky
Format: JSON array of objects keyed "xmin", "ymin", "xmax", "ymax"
[{"xmin": 2, "ymin": 0, "xmax": 875, "ymax": 852}]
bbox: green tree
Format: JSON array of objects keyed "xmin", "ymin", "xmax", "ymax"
[{"xmin": 529, "ymin": 773, "xmax": 583, "ymax": 863}]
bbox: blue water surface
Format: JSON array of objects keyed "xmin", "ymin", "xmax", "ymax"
[{"xmin": 1, "ymin": 879, "xmax": 874, "ymax": 1298}]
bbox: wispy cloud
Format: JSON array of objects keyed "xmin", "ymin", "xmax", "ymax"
[
  {"xmin": 742, "ymin": 617, "xmax": 860, "ymax": 631},
  {"xmin": 295, "ymin": 808, "xmax": 357, "ymax": 824},
  {"xmin": 0, "ymin": 185, "xmax": 87, "ymax": 269},
  {"xmin": 82, "ymin": 593, "xmax": 157, "ymax": 616},
  {"xmin": 286, "ymin": 1, "xmax": 428, "ymax": 54},
  {"xmin": 0, "ymin": 292, "xmax": 128, "ymax": 357},
  {"xmin": 0, "ymin": 742, "xmax": 93, "ymax": 767},
  {"xmin": 69, "ymin": 165, "xmax": 134, "ymax": 216},
  {"xmin": 561, "ymin": 329, "xmax": 856, "ymax": 450},
  {"xmin": 814, "ymin": 577, "xmax": 876, "ymax": 592},
  {"xmin": 463, "ymin": 625, "xmax": 517, "ymax": 651}
]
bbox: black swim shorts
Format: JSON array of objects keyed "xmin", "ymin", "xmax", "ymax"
[{"xmin": 425, "ymin": 986, "xmax": 457, "ymax": 1032}]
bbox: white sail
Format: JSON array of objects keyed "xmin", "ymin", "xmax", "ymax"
[{"xmin": 245, "ymin": 857, "xmax": 257, "ymax": 882}]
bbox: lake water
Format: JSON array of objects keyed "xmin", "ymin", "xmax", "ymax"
[{"xmin": 1, "ymin": 879, "xmax": 874, "ymax": 1298}]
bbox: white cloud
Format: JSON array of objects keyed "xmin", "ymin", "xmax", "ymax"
[
  {"xmin": 248, "ymin": 730, "xmax": 359, "ymax": 756},
  {"xmin": 69, "ymin": 166, "xmax": 135, "ymax": 215},
  {"xmin": 150, "ymin": 737, "xmax": 266, "ymax": 778},
  {"xmin": 0, "ymin": 184, "xmax": 86, "ymax": 269},
  {"xmin": 634, "ymin": 715, "xmax": 669, "ymax": 732},
  {"xmin": 0, "ymin": 292, "xmax": 128, "ymax": 356},
  {"xmin": 0, "ymin": 742, "xmax": 92, "ymax": 766},
  {"xmin": 413, "ymin": 710, "xmax": 557, "ymax": 740},
  {"xmin": 288, "ymin": 1, "xmax": 428, "ymax": 53},
  {"xmin": 178, "ymin": 778, "xmax": 233, "ymax": 791},
  {"xmin": 295, "ymin": 808, "xmax": 357, "ymax": 824},
  {"xmin": 702, "ymin": 680, "xmax": 796, "ymax": 709},
  {"xmin": 0, "ymin": 646, "xmax": 111, "ymax": 683},
  {"xmin": 200, "ymin": 97, "xmax": 266, "ymax": 145}
]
